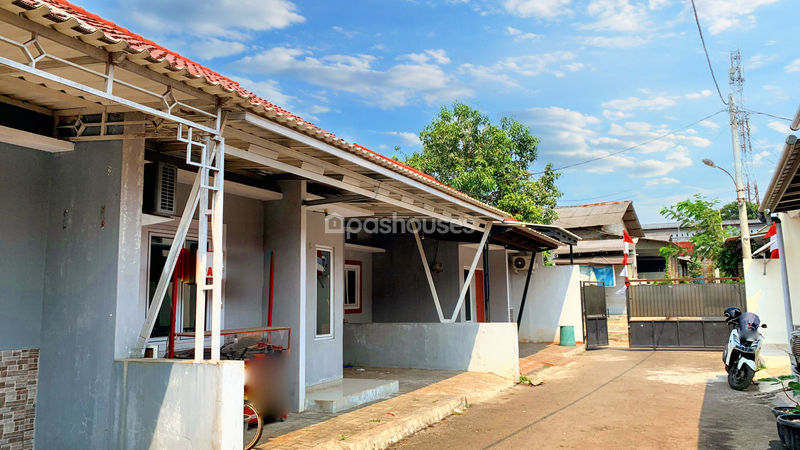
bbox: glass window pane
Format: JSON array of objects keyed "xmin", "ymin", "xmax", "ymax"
[
  {"xmin": 316, "ymin": 249, "xmax": 332, "ymax": 336},
  {"xmin": 345, "ymin": 269, "xmax": 357, "ymax": 306}
]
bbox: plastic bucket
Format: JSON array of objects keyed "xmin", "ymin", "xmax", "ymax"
[{"xmin": 559, "ymin": 325, "xmax": 576, "ymax": 347}]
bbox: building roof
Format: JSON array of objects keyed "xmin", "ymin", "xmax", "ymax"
[
  {"xmin": 762, "ymin": 135, "xmax": 800, "ymax": 213},
  {"xmin": 4, "ymin": 0, "xmax": 511, "ymax": 220},
  {"xmin": 553, "ymin": 200, "xmax": 644, "ymax": 237}
]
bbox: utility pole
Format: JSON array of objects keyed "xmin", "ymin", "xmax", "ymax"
[{"xmin": 728, "ymin": 93, "xmax": 752, "ymax": 259}]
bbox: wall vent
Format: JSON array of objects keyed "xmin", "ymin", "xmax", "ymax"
[{"xmin": 155, "ymin": 162, "xmax": 177, "ymax": 216}]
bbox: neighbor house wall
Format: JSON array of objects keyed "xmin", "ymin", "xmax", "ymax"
[
  {"xmin": 371, "ymin": 234, "xmax": 460, "ymax": 323},
  {"xmin": 343, "ymin": 249, "xmax": 373, "ymax": 323},
  {"xmin": 780, "ymin": 212, "xmax": 800, "ymax": 316},
  {"xmin": 744, "ymin": 258, "xmax": 796, "ymax": 344},
  {"xmin": 509, "ymin": 265, "xmax": 583, "ymax": 343},
  {"xmin": 605, "ymin": 264, "xmax": 626, "ymax": 315},
  {"xmin": 343, "ymin": 322, "xmax": 519, "ymax": 379},
  {"xmin": 305, "ymin": 211, "xmax": 344, "ymax": 387},
  {"xmin": 0, "ymin": 144, "xmax": 49, "ymax": 448}
]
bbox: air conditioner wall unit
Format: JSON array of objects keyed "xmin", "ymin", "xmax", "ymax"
[{"xmin": 154, "ymin": 162, "xmax": 177, "ymax": 216}]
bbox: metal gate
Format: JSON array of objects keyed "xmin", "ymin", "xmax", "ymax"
[
  {"xmin": 581, "ymin": 281, "xmax": 608, "ymax": 348},
  {"xmin": 626, "ymin": 279, "xmax": 746, "ymax": 349}
]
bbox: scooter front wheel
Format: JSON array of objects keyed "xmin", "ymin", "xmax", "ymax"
[{"xmin": 728, "ymin": 365, "xmax": 754, "ymax": 390}]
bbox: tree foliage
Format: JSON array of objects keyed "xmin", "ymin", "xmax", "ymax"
[
  {"xmin": 401, "ymin": 102, "xmax": 562, "ymax": 224},
  {"xmin": 659, "ymin": 194, "xmax": 737, "ymax": 273},
  {"xmin": 719, "ymin": 201, "xmax": 758, "ymax": 221}
]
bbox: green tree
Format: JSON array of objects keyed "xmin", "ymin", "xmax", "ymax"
[
  {"xmin": 719, "ymin": 201, "xmax": 758, "ymax": 221},
  {"xmin": 659, "ymin": 194, "xmax": 737, "ymax": 274},
  {"xmin": 401, "ymin": 102, "xmax": 562, "ymax": 224}
]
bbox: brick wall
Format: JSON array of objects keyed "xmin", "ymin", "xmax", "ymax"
[{"xmin": 0, "ymin": 349, "xmax": 38, "ymax": 450}]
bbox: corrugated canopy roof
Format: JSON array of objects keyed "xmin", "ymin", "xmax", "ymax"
[
  {"xmin": 553, "ymin": 200, "xmax": 644, "ymax": 237},
  {"xmin": 762, "ymin": 136, "xmax": 800, "ymax": 213}
]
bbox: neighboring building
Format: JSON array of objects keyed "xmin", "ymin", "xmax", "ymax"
[
  {"xmin": 0, "ymin": 2, "xmax": 575, "ymax": 448},
  {"xmin": 551, "ymin": 201, "xmax": 645, "ymax": 314},
  {"xmin": 747, "ymin": 133, "xmax": 800, "ymax": 345}
]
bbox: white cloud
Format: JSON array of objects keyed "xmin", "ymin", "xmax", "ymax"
[
  {"xmin": 581, "ymin": 35, "xmax": 648, "ymax": 48},
  {"xmin": 458, "ymin": 51, "xmax": 582, "ymax": 84},
  {"xmin": 698, "ymin": 120, "xmax": 720, "ymax": 129},
  {"xmin": 785, "ymin": 59, "xmax": 800, "ymax": 73},
  {"xmin": 235, "ymin": 77, "xmax": 294, "ymax": 108},
  {"xmin": 332, "ymin": 26, "xmax": 359, "ymax": 38},
  {"xmin": 235, "ymin": 47, "xmax": 471, "ymax": 108},
  {"xmin": 310, "ymin": 105, "xmax": 332, "ymax": 114},
  {"xmin": 603, "ymin": 109, "xmax": 633, "ymax": 120},
  {"xmin": 645, "ymin": 177, "xmax": 680, "ymax": 186},
  {"xmin": 692, "ymin": 0, "xmax": 780, "ymax": 35},
  {"xmin": 602, "ymin": 94, "xmax": 677, "ymax": 111},
  {"xmin": 502, "ymin": 0, "xmax": 572, "ymax": 19},
  {"xmin": 768, "ymin": 121, "xmax": 790, "ymax": 134},
  {"xmin": 124, "ymin": 0, "xmax": 305, "ymax": 40},
  {"xmin": 752, "ymin": 150, "xmax": 772, "ymax": 167},
  {"xmin": 384, "ymin": 131, "xmax": 422, "ymax": 147},
  {"xmin": 186, "ymin": 38, "xmax": 247, "ymax": 60},
  {"xmin": 506, "ymin": 26, "xmax": 540, "ymax": 41},
  {"xmin": 684, "ymin": 89, "xmax": 712, "ymax": 100},
  {"xmin": 582, "ymin": 0, "xmax": 651, "ymax": 33},
  {"xmin": 401, "ymin": 49, "xmax": 451, "ymax": 65},
  {"xmin": 747, "ymin": 54, "xmax": 776, "ymax": 70}
]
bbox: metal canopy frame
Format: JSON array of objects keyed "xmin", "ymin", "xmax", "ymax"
[{"xmin": 0, "ymin": 14, "xmax": 227, "ymax": 360}]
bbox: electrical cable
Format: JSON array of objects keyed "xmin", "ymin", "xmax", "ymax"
[
  {"xmin": 689, "ymin": 0, "xmax": 727, "ymax": 106},
  {"xmin": 743, "ymin": 109, "xmax": 793, "ymax": 122},
  {"xmin": 533, "ymin": 109, "xmax": 727, "ymax": 175}
]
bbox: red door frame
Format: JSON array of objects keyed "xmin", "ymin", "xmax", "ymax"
[{"xmin": 474, "ymin": 269, "xmax": 485, "ymax": 323}]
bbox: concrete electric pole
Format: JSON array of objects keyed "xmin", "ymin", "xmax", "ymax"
[{"xmin": 728, "ymin": 93, "xmax": 752, "ymax": 259}]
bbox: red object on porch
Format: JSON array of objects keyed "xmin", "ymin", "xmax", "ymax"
[
  {"xmin": 475, "ymin": 269, "xmax": 485, "ymax": 323},
  {"xmin": 268, "ymin": 251, "xmax": 275, "ymax": 327},
  {"xmin": 168, "ymin": 249, "xmax": 195, "ymax": 358}
]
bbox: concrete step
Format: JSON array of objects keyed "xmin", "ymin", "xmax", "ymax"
[{"xmin": 304, "ymin": 378, "xmax": 399, "ymax": 413}]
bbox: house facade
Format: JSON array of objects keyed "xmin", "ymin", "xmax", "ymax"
[{"xmin": 0, "ymin": 1, "xmax": 571, "ymax": 448}]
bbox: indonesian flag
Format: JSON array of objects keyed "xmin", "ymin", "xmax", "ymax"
[
  {"xmin": 616, "ymin": 230, "xmax": 635, "ymax": 295},
  {"xmin": 765, "ymin": 223, "xmax": 780, "ymax": 259}
]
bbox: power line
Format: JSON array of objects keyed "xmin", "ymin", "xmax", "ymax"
[
  {"xmin": 533, "ymin": 109, "xmax": 727, "ymax": 174},
  {"xmin": 744, "ymin": 109, "xmax": 793, "ymax": 122},
  {"xmin": 690, "ymin": 0, "xmax": 727, "ymax": 106}
]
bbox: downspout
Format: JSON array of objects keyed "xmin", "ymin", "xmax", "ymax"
[
  {"xmin": 483, "ymin": 244, "xmax": 491, "ymax": 322},
  {"xmin": 516, "ymin": 252, "xmax": 535, "ymax": 330},
  {"xmin": 776, "ymin": 217, "xmax": 794, "ymax": 342}
]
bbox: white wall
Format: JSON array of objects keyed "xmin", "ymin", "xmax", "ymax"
[
  {"xmin": 509, "ymin": 265, "xmax": 583, "ymax": 344},
  {"xmin": 781, "ymin": 212, "xmax": 800, "ymax": 312},
  {"xmin": 343, "ymin": 322, "xmax": 519, "ymax": 380},
  {"xmin": 343, "ymin": 250, "xmax": 372, "ymax": 323},
  {"xmin": 117, "ymin": 359, "xmax": 243, "ymax": 449},
  {"xmin": 744, "ymin": 258, "xmax": 795, "ymax": 344}
]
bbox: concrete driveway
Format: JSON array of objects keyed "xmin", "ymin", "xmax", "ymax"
[{"xmin": 394, "ymin": 348, "xmax": 783, "ymax": 449}]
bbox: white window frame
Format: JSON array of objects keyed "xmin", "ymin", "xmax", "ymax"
[
  {"xmin": 315, "ymin": 245, "xmax": 335, "ymax": 339},
  {"xmin": 344, "ymin": 261, "xmax": 362, "ymax": 313}
]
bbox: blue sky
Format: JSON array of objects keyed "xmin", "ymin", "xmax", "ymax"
[{"xmin": 79, "ymin": 0, "xmax": 797, "ymax": 222}]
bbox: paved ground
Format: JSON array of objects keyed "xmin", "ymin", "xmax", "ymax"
[{"xmin": 393, "ymin": 348, "xmax": 784, "ymax": 449}]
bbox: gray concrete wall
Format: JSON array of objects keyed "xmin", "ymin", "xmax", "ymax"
[
  {"xmin": 305, "ymin": 211, "xmax": 344, "ymax": 386},
  {"xmin": 343, "ymin": 322, "xmax": 519, "ymax": 379},
  {"xmin": 343, "ymin": 249, "xmax": 372, "ymax": 324},
  {"xmin": 371, "ymin": 234, "xmax": 460, "ymax": 322},
  {"xmin": 263, "ymin": 180, "xmax": 306, "ymax": 411},
  {"xmin": 36, "ymin": 141, "xmax": 126, "ymax": 448},
  {"xmin": 116, "ymin": 359, "xmax": 244, "ymax": 449},
  {"xmin": 0, "ymin": 144, "xmax": 50, "ymax": 350}
]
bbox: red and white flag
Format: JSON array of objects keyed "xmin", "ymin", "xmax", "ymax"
[
  {"xmin": 764, "ymin": 223, "xmax": 780, "ymax": 259},
  {"xmin": 616, "ymin": 230, "xmax": 634, "ymax": 295}
]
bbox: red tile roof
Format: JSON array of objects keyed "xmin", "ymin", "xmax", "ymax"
[{"xmin": 6, "ymin": 0, "xmax": 508, "ymax": 218}]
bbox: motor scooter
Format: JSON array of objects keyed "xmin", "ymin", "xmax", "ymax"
[{"xmin": 723, "ymin": 307, "xmax": 767, "ymax": 390}]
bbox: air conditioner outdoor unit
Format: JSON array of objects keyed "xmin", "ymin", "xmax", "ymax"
[
  {"xmin": 510, "ymin": 255, "xmax": 531, "ymax": 273},
  {"xmin": 154, "ymin": 162, "xmax": 177, "ymax": 216}
]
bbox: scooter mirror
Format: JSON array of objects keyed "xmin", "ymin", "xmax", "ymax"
[{"xmin": 762, "ymin": 324, "xmax": 768, "ymax": 328}]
